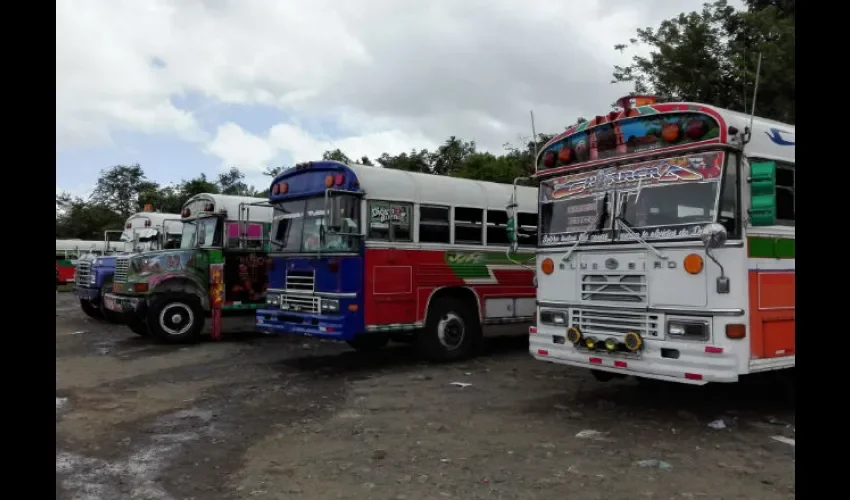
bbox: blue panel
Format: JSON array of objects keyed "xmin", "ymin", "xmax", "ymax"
[
  {"xmin": 257, "ymin": 253, "xmax": 365, "ymax": 341},
  {"xmin": 268, "ymin": 161, "xmax": 362, "ymax": 201}
]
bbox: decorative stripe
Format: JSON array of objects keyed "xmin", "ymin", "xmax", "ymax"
[
  {"xmin": 748, "ymin": 258, "xmax": 795, "ymax": 271},
  {"xmin": 482, "ymin": 316, "xmax": 534, "ymax": 325},
  {"xmin": 748, "ymin": 236, "xmax": 795, "ymax": 259},
  {"xmin": 222, "ymin": 302, "xmax": 263, "ymax": 310},
  {"xmin": 365, "ymin": 323, "xmax": 422, "ymax": 332}
]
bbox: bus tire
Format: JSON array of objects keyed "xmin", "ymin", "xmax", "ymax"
[
  {"xmin": 347, "ymin": 333, "xmax": 390, "ymax": 352},
  {"xmin": 147, "ymin": 293, "xmax": 205, "ymax": 344},
  {"xmin": 127, "ymin": 317, "xmax": 150, "ymax": 337},
  {"xmin": 100, "ymin": 285, "xmax": 121, "ymax": 324},
  {"xmin": 79, "ymin": 299, "xmax": 102, "ymax": 319},
  {"xmin": 417, "ymin": 296, "xmax": 480, "ymax": 362}
]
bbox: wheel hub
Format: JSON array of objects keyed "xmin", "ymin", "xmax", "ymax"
[
  {"xmin": 437, "ymin": 312, "xmax": 465, "ymax": 350},
  {"xmin": 159, "ymin": 303, "xmax": 194, "ymax": 336}
]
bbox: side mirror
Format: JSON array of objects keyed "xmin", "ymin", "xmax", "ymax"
[
  {"xmin": 506, "ymin": 191, "xmax": 519, "ymax": 254},
  {"xmin": 748, "ymin": 161, "xmax": 777, "ymax": 226},
  {"xmin": 327, "ymin": 195, "xmax": 342, "ymax": 232},
  {"xmin": 701, "ymin": 223, "xmax": 727, "ymax": 250}
]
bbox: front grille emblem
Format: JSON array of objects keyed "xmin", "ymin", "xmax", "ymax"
[{"xmin": 604, "ymin": 258, "xmax": 619, "ymax": 270}]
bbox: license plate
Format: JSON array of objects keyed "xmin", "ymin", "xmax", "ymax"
[{"xmin": 103, "ymin": 296, "xmax": 118, "ymax": 312}]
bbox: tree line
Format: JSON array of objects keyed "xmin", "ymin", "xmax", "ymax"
[{"xmin": 56, "ymin": 0, "xmax": 793, "ymax": 240}]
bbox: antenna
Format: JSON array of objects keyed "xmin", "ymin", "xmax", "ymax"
[
  {"xmin": 745, "ymin": 52, "xmax": 763, "ymax": 144},
  {"xmin": 530, "ymin": 110, "xmax": 538, "ymax": 172}
]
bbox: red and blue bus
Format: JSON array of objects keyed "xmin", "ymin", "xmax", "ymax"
[{"xmin": 256, "ymin": 160, "xmax": 539, "ymax": 361}]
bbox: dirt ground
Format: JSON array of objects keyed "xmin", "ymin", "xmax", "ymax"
[{"xmin": 56, "ymin": 291, "xmax": 795, "ymax": 500}]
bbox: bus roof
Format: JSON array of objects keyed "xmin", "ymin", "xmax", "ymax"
[
  {"xmin": 182, "ymin": 193, "xmax": 274, "ymax": 223},
  {"xmin": 270, "ymin": 161, "xmax": 538, "ymax": 214},
  {"xmin": 56, "ymin": 239, "xmax": 125, "ymax": 252},
  {"xmin": 535, "ymin": 100, "xmax": 795, "ymax": 178},
  {"xmin": 125, "ymin": 212, "xmax": 182, "ymax": 233}
]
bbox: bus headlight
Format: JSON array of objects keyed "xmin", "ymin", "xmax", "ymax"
[
  {"xmin": 89, "ymin": 273, "xmax": 97, "ymax": 285},
  {"xmin": 540, "ymin": 310, "xmax": 567, "ymax": 326},
  {"xmin": 266, "ymin": 294, "xmax": 280, "ymax": 306},
  {"xmin": 667, "ymin": 320, "xmax": 709, "ymax": 341},
  {"xmin": 321, "ymin": 299, "xmax": 340, "ymax": 313}
]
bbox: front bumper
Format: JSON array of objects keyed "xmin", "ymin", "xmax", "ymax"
[
  {"xmin": 72, "ymin": 285, "xmax": 100, "ymax": 301},
  {"xmin": 529, "ymin": 333, "xmax": 740, "ymax": 385},
  {"xmin": 102, "ymin": 293, "xmax": 147, "ymax": 316},
  {"xmin": 255, "ymin": 309, "xmax": 351, "ymax": 341}
]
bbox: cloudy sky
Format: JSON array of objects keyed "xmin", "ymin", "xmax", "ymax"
[{"xmin": 56, "ymin": 0, "xmax": 741, "ymax": 197}]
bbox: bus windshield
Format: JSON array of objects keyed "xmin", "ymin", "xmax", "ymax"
[
  {"xmin": 271, "ymin": 195, "xmax": 361, "ymax": 253},
  {"xmin": 180, "ymin": 216, "xmax": 221, "ymax": 249},
  {"xmin": 539, "ymin": 151, "xmax": 726, "ymax": 246}
]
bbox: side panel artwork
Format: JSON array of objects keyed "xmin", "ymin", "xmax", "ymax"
[
  {"xmin": 363, "ymin": 249, "xmax": 535, "ymax": 327},
  {"xmin": 223, "ymin": 252, "xmax": 271, "ymax": 304}
]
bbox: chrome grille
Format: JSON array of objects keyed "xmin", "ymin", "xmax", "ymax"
[
  {"xmin": 75, "ymin": 261, "xmax": 91, "ymax": 286},
  {"xmin": 581, "ymin": 273, "xmax": 647, "ymax": 303},
  {"xmin": 114, "ymin": 256, "xmax": 130, "ymax": 284},
  {"xmin": 285, "ymin": 270, "xmax": 315, "ymax": 292},
  {"xmin": 280, "ymin": 294, "xmax": 320, "ymax": 314},
  {"xmin": 570, "ymin": 308, "xmax": 660, "ymax": 338}
]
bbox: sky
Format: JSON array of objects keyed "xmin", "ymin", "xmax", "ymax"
[{"xmin": 56, "ymin": 0, "xmax": 743, "ymax": 199}]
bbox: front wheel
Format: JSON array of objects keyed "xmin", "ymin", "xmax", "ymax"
[
  {"xmin": 347, "ymin": 334, "xmax": 390, "ymax": 352},
  {"xmin": 147, "ymin": 293, "xmax": 205, "ymax": 344},
  {"xmin": 79, "ymin": 299, "xmax": 101, "ymax": 319},
  {"xmin": 416, "ymin": 297, "xmax": 480, "ymax": 362}
]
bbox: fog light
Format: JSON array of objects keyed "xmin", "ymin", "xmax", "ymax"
[
  {"xmin": 584, "ymin": 337, "xmax": 597, "ymax": 350},
  {"xmin": 266, "ymin": 294, "xmax": 280, "ymax": 306},
  {"xmin": 566, "ymin": 327, "xmax": 582, "ymax": 344},
  {"xmin": 605, "ymin": 338, "xmax": 618, "ymax": 352},
  {"xmin": 321, "ymin": 299, "xmax": 340, "ymax": 313},
  {"xmin": 624, "ymin": 331, "xmax": 643, "ymax": 351}
]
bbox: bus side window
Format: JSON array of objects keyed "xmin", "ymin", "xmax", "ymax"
[
  {"xmin": 368, "ymin": 201, "xmax": 412, "ymax": 242},
  {"xmin": 420, "ymin": 205, "xmax": 450, "ymax": 243},
  {"xmin": 454, "ymin": 207, "xmax": 483, "ymax": 245},
  {"xmin": 486, "ymin": 210, "xmax": 510, "ymax": 246},
  {"xmin": 517, "ymin": 213, "xmax": 538, "ymax": 247},
  {"xmin": 776, "ymin": 161, "xmax": 795, "ymax": 225}
]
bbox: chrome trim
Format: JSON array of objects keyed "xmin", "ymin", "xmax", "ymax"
[
  {"xmin": 537, "ymin": 240, "xmax": 744, "ymax": 252},
  {"xmin": 266, "ymin": 288, "xmax": 357, "ymax": 299},
  {"xmin": 535, "ymin": 301, "xmax": 745, "ymax": 317}
]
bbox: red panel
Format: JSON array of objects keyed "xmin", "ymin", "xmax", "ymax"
[
  {"xmin": 748, "ymin": 271, "xmax": 795, "ymax": 359},
  {"xmin": 373, "ymin": 266, "xmax": 412, "ymax": 294}
]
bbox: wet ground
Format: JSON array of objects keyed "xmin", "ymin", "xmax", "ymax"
[{"xmin": 56, "ymin": 291, "xmax": 795, "ymax": 500}]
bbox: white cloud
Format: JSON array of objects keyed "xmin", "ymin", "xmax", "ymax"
[{"xmin": 57, "ymin": 0, "xmax": 736, "ymax": 165}]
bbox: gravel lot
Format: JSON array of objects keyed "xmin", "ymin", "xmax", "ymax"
[{"xmin": 56, "ymin": 291, "xmax": 795, "ymax": 500}]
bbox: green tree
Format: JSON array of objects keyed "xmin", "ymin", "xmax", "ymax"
[
  {"xmin": 217, "ymin": 167, "xmax": 255, "ymax": 196},
  {"xmin": 322, "ymin": 149, "xmax": 351, "ymax": 164},
  {"xmin": 611, "ymin": 0, "xmax": 794, "ymax": 123},
  {"xmin": 89, "ymin": 164, "xmax": 151, "ymax": 218}
]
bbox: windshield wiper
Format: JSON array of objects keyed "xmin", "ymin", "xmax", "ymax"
[
  {"xmin": 614, "ymin": 191, "xmax": 668, "ymax": 260},
  {"xmin": 561, "ymin": 192, "xmax": 609, "ymax": 263}
]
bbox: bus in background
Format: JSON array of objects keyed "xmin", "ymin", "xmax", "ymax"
[
  {"xmin": 512, "ymin": 95, "xmax": 794, "ymax": 385},
  {"xmin": 56, "ymin": 239, "xmax": 124, "ymax": 286},
  {"xmin": 72, "ymin": 210, "xmax": 182, "ymax": 321},
  {"xmin": 256, "ymin": 160, "xmax": 538, "ymax": 362},
  {"xmin": 104, "ymin": 194, "xmax": 273, "ymax": 342}
]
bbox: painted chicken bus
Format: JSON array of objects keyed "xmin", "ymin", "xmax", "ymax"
[
  {"xmin": 256, "ymin": 160, "xmax": 538, "ymax": 361},
  {"xmin": 103, "ymin": 194, "xmax": 273, "ymax": 342},
  {"xmin": 509, "ymin": 95, "xmax": 794, "ymax": 385},
  {"xmin": 72, "ymin": 211, "xmax": 182, "ymax": 322}
]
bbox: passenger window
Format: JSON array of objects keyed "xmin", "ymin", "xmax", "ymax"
[
  {"xmin": 368, "ymin": 201, "xmax": 413, "ymax": 241},
  {"xmin": 454, "ymin": 207, "xmax": 483, "ymax": 244},
  {"xmin": 419, "ymin": 205, "xmax": 450, "ymax": 243},
  {"xmin": 517, "ymin": 213, "xmax": 538, "ymax": 247},
  {"xmin": 486, "ymin": 210, "xmax": 510, "ymax": 246},
  {"xmin": 776, "ymin": 162, "xmax": 795, "ymax": 224}
]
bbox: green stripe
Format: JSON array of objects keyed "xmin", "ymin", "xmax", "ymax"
[
  {"xmin": 223, "ymin": 303, "xmax": 262, "ymax": 310},
  {"xmin": 748, "ymin": 237, "xmax": 795, "ymax": 259}
]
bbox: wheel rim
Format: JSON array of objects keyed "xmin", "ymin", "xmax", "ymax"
[
  {"xmin": 158, "ymin": 302, "xmax": 194, "ymax": 336},
  {"xmin": 437, "ymin": 312, "xmax": 465, "ymax": 350}
]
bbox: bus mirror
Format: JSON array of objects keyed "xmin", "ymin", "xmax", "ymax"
[
  {"xmin": 701, "ymin": 223, "xmax": 727, "ymax": 250},
  {"xmin": 748, "ymin": 161, "xmax": 777, "ymax": 226},
  {"xmin": 327, "ymin": 196, "xmax": 343, "ymax": 232},
  {"xmin": 506, "ymin": 193, "xmax": 519, "ymax": 253}
]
